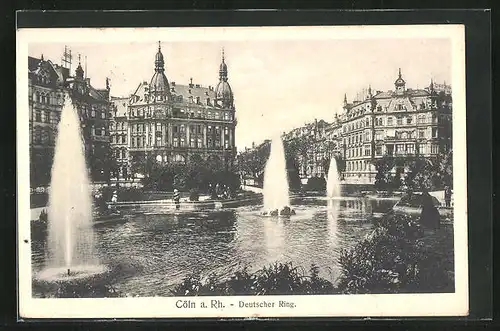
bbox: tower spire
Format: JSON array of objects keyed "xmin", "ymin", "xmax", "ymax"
[
  {"xmin": 219, "ymin": 47, "xmax": 228, "ymax": 82},
  {"xmin": 75, "ymin": 53, "xmax": 84, "ymax": 79},
  {"xmin": 398, "ymin": 68, "xmax": 402, "ymax": 79},
  {"xmin": 154, "ymin": 41, "xmax": 165, "ymax": 73},
  {"xmin": 343, "ymin": 93, "xmax": 348, "ymax": 106}
]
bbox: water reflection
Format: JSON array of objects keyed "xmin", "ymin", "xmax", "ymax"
[
  {"xmin": 32, "ymin": 197, "xmax": 397, "ymax": 297},
  {"xmin": 326, "ymin": 199, "xmax": 340, "ymax": 250}
]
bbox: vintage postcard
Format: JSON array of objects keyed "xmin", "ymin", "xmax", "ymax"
[{"xmin": 17, "ymin": 25, "xmax": 468, "ymax": 319}]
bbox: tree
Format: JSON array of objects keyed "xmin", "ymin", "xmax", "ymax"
[
  {"xmin": 435, "ymin": 149, "xmax": 453, "ymax": 189},
  {"xmin": 373, "ymin": 155, "xmax": 395, "ymax": 191}
]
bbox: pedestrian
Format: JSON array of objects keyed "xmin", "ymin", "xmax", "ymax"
[
  {"xmin": 444, "ymin": 185, "xmax": 452, "ymax": 208},
  {"xmin": 173, "ymin": 188, "xmax": 180, "ymax": 209},
  {"xmin": 420, "ymin": 189, "xmax": 440, "ymax": 229}
]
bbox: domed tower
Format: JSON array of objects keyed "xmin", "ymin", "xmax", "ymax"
[
  {"xmin": 394, "ymin": 68, "xmax": 406, "ymax": 95},
  {"xmin": 215, "ymin": 48, "xmax": 234, "ymax": 109},
  {"xmin": 149, "ymin": 41, "xmax": 171, "ymax": 102}
]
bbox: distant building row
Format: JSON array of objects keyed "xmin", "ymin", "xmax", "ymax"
[
  {"xmin": 28, "ymin": 54, "xmax": 112, "ymax": 186},
  {"xmin": 246, "ymin": 69, "xmax": 452, "ymax": 185},
  {"xmin": 28, "ymin": 43, "xmax": 237, "ymax": 187}
]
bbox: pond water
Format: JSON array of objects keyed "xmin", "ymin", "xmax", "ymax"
[{"xmin": 31, "ymin": 197, "xmax": 448, "ymax": 297}]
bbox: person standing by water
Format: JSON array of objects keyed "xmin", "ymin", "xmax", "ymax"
[
  {"xmin": 173, "ymin": 189, "xmax": 180, "ymax": 209},
  {"xmin": 420, "ymin": 189, "xmax": 440, "ymax": 229},
  {"xmin": 444, "ymin": 185, "xmax": 452, "ymax": 208}
]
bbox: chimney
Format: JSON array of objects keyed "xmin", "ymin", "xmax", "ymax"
[
  {"xmin": 189, "ymin": 78, "xmax": 194, "ymax": 88},
  {"xmin": 171, "ymin": 81, "xmax": 176, "ymax": 86},
  {"xmin": 205, "ymin": 91, "xmax": 209, "ymax": 96}
]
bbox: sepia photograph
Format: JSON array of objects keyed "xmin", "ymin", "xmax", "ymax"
[{"xmin": 17, "ymin": 25, "xmax": 468, "ymax": 318}]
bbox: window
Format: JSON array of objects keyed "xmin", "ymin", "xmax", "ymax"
[
  {"xmin": 419, "ymin": 129, "xmax": 425, "ymax": 138},
  {"xmin": 407, "ymin": 116, "xmax": 412, "ymax": 125},
  {"xmin": 387, "ymin": 117, "xmax": 393, "ymax": 126},
  {"xmin": 173, "ymin": 138, "xmax": 178, "ymax": 147},
  {"xmin": 121, "ymin": 135, "xmax": 126, "ymax": 144},
  {"xmin": 121, "ymin": 150, "xmax": 126, "ymax": 159},
  {"xmin": 197, "ymin": 138, "xmax": 202, "ymax": 148},
  {"xmin": 396, "ymin": 117, "xmax": 403, "ymax": 126},
  {"xmin": 364, "ymin": 146, "xmax": 371, "ymax": 156},
  {"xmin": 432, "ymin": 127, "xmax": 438, "ymax": 138},
  {"xmin": 406, "ymin": 144, "xmax": 415, "ymax": 154},
  {"xmin": 208, "ymin": 111, "xmax": 212, "ymax": 118},
  {"xmin": 225, "ymin": 140, "xmax": 229, "ymax": 149},
  {"xmin": 396, "ymin": 144, "xmax": 405, "ymax": 154},
  {"xmin": 180, "ymin": 125, "xmax": 185, "ymax": 133},
  {"xmin": 375, "ymin": 131, "xmax": 383, "ymax": 140},
  {"xmin": 91, "ymin": 110, "xmax": 96, "ymax": 118},
  {"xmin": 431, "ymin": 144, "xmax": 439, "ymax": 154},
  {"xmin": 190, "ymin": 138, "xmax": 195, "ymax": 148},
  {"xmin": 35, "ymin": 109, "xmax": 41, "ymax": 122},
  {"xmin": 197, "ymin": 125, "xmax": 202, "ymax": 134},
  {"xmin": 131, "ymin": 137, "xmax": 136, "ymax": 147},
  {"xmin": 376, "ymin": 146, "xmax": 382, "ymax": 156},
  {"xmin": 101, "ymin": 111, "xmax": 106, "ymax": 119},
  {"xmin": 365, "ymin": 118, "xmax": 370, "ymax": 126},
  {"xmin": 156, "ymin": 122, "xmax": 161, "ymax": 132},
  {"xmin": 180, "ymin": 138, "xmax": 185, "ymax": 147}
]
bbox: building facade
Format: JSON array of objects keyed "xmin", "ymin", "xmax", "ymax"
[
  {"xmin": 28, "ymin": 54, "xmax": 113, "ymax": 187},
  {"xmin": 109, "ymin": 43, "xmax": 237, "ymax": 179},
  {"xmin": 340, "ymin": 69, "xmax": 452, "ymax": 184}
]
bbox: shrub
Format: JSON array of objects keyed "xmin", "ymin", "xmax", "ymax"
[
  {"xmin": 336, "ymin": 212, "xmax": 452, "ymax": 294},
  {"xmin": 170, "ymin": 262, "xmax": 336, "ymax": 296},
  {"xmin": 189, "ymin": 188, "xmax": 200, "ymax": 202},
  {"xmin": 305, "ymin": 176, "xmax": 326, "ymax": 192}
]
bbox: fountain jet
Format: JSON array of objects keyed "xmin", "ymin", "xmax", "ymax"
[
  {"xmin": 46, "ymin": 94, "xmax": 98, "ymax": 271},
  {"xmin": 262, "ymin": 136, "xmax": 294, "ymax": 216},
  {"xmin": 326, "ymin": 157, "xmax": 341, "ymax": 199}
]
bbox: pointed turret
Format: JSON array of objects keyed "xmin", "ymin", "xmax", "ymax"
[
  {"xmin": 215, "ymin": 47, "xmax": 234, "ymax": 108},
  {"xmin": 75, "ymin": 54, "xmax": 84, "ymax": 79},
  {"xmin": 149, "ymin": 41, "xmax": 170, "ymax": 102}
]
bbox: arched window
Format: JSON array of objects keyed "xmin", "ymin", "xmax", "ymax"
[{"xmin": 36, "ymin": 92, "xmax": 41, "ymax": 103}]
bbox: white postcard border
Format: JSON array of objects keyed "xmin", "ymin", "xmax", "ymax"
[{"xmin": 17, "ymin": 24, "xmax": 468, "ymax": 319}]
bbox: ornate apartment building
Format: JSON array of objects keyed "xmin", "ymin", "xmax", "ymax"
[
  {"xmin": 340, "ymin": 69, "xmax": 452, "ymax": 184},
  {"xmin": 109, "ymin": 43, "xmax": 237, "ymax": 179},
  {"xmin": 28, "ymin": 54, "xmax": 113, "ymax": 187},
  {"xmin": 283, "ymin": 119, "xmax": 342, "ymax": 179}
]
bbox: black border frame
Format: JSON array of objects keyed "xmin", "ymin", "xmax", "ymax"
[{"xmin": 4, "ymin": 8, "xmax": 493, "ymax": 329}]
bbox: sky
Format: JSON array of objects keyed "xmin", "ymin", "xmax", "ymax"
[{"xmin": 29, "ymin": 37, "xmax": 452, "ymax": 151}]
